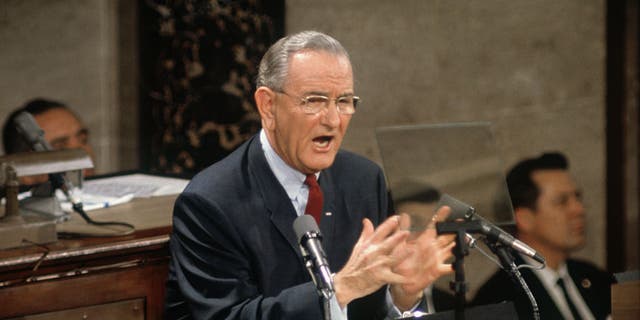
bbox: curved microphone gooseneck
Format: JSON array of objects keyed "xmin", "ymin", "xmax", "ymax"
[{"xmin": 484, "ymin": 241, "xmax": 540, "ymax": 320}]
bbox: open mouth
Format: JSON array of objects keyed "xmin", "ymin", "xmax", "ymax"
[{"xmin": 313, "ymin": 135, "xmax": 333, "ymax": 149}]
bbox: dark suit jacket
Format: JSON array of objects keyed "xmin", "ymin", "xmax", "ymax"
[
  {"xmin": 430, "ymin": 287, "xmax": 456, "ymax": 313},
  {"xmin": 165, "ymin": 135, "xmax": 391, "ymax": 319},
  {"xmin": 471, "ymin": 255, "xmax": 613, "ymax": 320}
]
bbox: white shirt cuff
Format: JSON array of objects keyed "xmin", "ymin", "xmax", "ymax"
[{"xmin": 384, "ymin": 286, "xmax": 427, "ymax": 319}]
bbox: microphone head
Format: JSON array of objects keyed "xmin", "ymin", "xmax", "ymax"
[
  {"xmin": 13, "ymin": 111, "xmax": 49, "ymax": 150},
  {"xmin": 437, "ymin": 194, "xmax": 475, "ymax": 221},
  {"xmin": 533, "ymin": 252, "xmax": 546, "ymax": 265},
  {"xmin": 293, "ymin": 215, "xmax": 320, "ymax": 242}
]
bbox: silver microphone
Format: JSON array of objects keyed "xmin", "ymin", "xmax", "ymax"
[{"xmin": 293, "ymin": 215, "xmax": 334, "ymax": 299}]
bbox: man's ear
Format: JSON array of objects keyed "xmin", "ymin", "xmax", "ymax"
[
  {"xmin": 514, "ymin": 207, "xmax": 536, "ymax": 233},
  {"xmin": 255, "ymin": 87, "xmax": 276, "ymax": 130}
]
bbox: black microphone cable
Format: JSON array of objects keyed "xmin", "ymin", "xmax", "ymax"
[
  {"xmin": 51, "ymin": 173, "xmax": 135, "ymax": 237},
  {"xmin": 484, "ymin": 240, "xmax": 540, "ymax": 320}
]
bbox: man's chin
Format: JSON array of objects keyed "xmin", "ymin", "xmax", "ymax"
[
  {"xmin": 568, "ymin": 238, "xmax": 586, "ymax": 252},
  {"xmin": 304, "ymin": 156, "xmax": 337, "ymax": 172}
]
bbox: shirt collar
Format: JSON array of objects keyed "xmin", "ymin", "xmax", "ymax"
[
  {"xmin": 522, "ymin": 254, "xmax": 568, "ymax": 285},
  {"xmin": 259, "ymin": 130, "xmax": 320, "ymax": 200}
]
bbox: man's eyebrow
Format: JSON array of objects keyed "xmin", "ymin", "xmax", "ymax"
[
  {"xmin": 302, "ymin": 91, "xmax": 329, "ymax": 96},
  {"xmin": 49, "ymin": 136, "xmax": 70, "ymax": 146},
  {"xmin": 77, "ymin": 127, "xmax": 89, "ymax": 136},
  {"xmin": 302, "ymin": 91, "xmax": 354, "ymax": 97}
]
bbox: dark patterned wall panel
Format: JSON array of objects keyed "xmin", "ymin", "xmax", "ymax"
[{"xmin": 139, "ymin": 0, "xmax": 283, "ymax": 177}]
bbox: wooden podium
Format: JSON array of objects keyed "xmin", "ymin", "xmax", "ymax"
[
  {"xmin": 612, "ymin": 280, "xmax": 640, "ymax": 320},
  {"xmin": 0, "ymin": 195, "xmax": 176, "ymax": 320}
]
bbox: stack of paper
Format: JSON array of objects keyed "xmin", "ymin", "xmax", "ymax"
[
  {"xmin": 81, "ymin": 174, "xmax": 190, "ymax": 198},
  {"xmin": 62, "ymin": 173, "xmax": 190, "ymax": 212}
]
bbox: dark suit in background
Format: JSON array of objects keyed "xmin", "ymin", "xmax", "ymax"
[
  {"xmin": 431, "ymin": 287, "xmax": 456, "ymax": 313},
  {"xmin": 472, "ymin": 255, "xmax": 613, "ymax": 320},
  {"xmin": 165, "ymin": 135, "xmax": 391, "ymax": 319}
]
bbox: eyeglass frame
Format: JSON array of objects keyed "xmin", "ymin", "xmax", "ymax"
[{"xmin": 274, "ymin": 90, "xmax": 360, "ymax": 115}]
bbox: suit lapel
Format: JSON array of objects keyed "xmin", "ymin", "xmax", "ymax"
[
  {"xmin": 566, "ymin": 259, "xmax": 604, "ymax": 318},
  {"xmin": 318, "ymin": 172, "xmax": 337, "ymax": 255},
  {"xmin": 514, "ymin": 255, "xmax": 567, "ymax": 319},
  {"xmin": 247, "ymin": 137, "xmax": 303, "ymax": 262}
]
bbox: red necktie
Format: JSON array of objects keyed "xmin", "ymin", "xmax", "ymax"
[{"xmin": 304, "ymin": 174, "xmax": 323, "ymax": 224}]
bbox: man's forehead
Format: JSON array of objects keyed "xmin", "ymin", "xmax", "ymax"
[
  {"xmin": 286, "ymin": 51, "xmax": 353, "ymax": 91},
  {"xmin": 532, "ymin": 169, "xmax": 577, "ymax": 191},
  {"xmin": 34, "ymin": 108, "xmax": 83, "ymax": 136},
  {"xmin": 34, "ymin": 107, "xmax": 79, "ymax": 122},
  {"xmin": 288, "ymin": 50, "xmax": 352, "ymax": 73}
]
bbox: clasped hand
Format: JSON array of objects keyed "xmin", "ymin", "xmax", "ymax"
[{"xmin": 333, "ymin": 206, "xmax": 455, "ymax": 309}]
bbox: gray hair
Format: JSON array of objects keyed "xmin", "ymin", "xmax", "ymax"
[{"xmin": 256, "ymin": 30, "xmax": 350, "ymax": 91}]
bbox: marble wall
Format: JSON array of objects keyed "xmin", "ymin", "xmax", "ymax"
[{"xmin": 0, "ymin": 0, "xmax": 137, "ymax": 172}]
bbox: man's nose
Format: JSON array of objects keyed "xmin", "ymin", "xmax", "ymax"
[
  {"xmin": 570, "ymin": 197, "xmax": 585, "ymax": 216},
  {"xmin": 320, "ymin": 102, "xmax": 342, "ymax": 128}
]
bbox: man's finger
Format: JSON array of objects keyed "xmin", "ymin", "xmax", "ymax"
[
  {"xmin": 369, "ymin": 215, "xmax": 401, "ymax": 242},
  {"xmin": 397, "ymin": 213, "xmax": 411, "ymax": 231},
  {"xmin": 352, "ymin": 218, "xmax": 375, "ymax": 253}
]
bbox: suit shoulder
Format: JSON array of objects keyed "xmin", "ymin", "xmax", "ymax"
[
  {"xmin": 333, "ymin": 149, "xmax": 383, "ymax": 175},
  {"xmin": 567, "ymin": 258, "xmax": 605, "ymax": 271},
  {"xmin": 472, "ymin": 269, "xmax": 518, "ymax": 305},
  {"xmin": 567, "ymin": 258, "xmax": 614, "ymax": 284},
  {"xmin": 182, "ymin": 137, "xmax": 253, "ymax": 197}
]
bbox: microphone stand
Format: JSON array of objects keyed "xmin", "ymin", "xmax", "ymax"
[
  {"xmin": 323, "ymin": 296, "xmax": 332, "ymax": 320},
  {"xmin": 302, "ymin": 253, "xmax": 334, "ymax": 320},
  {"xmin": 484, "ymin": 241, "xmax": 540, "ymax": 320},
  {"xmin": 436, "ymin": 220, "xmax": 484, "ymax": 320}
]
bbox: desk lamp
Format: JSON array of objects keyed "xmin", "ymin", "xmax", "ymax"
[{"xmin": 0, "ymin": 149, "xmax": 93, "ymax": 250}]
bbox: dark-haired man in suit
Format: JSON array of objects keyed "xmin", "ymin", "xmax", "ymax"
[
  {"xmin": 472, "ymin": 152, "xmax": 613, "ymax": 319},
  {"xmin": 2, "ymin": 98, "xmax": 95, "ymax": 185}
]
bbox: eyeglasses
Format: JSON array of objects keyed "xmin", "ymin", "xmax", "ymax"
[{"xmin": 276, "ymin": 90, "xmax": 360, "ymax": 115}]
